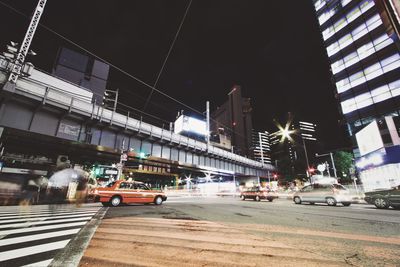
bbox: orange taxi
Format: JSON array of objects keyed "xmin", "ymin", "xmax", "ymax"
[{"xmin": 92, "ymin": 180, "xmax": 167, "ymax": 207}]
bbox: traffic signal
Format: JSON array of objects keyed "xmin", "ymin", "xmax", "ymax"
[{"xmin": 102, "ymin": 89, "xmax": 119, "ymax": 110}]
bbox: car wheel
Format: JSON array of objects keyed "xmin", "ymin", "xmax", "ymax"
[
  {"xmin": 110, "ymin": 196, "xmax": 121, "ymax": 207},
  {"xmin": 268, "ymin": 198, "xmax": 273, "ymax": 202},
  {"xmin": 342, "ymin": 202, "xmax": 351, "ymax": 207},
  {"xmin": 374, "ymin": 197, "xmax": 389, "ymax": 209},
  {"xmin": 293, "ymin": 196, "xmax": 301, "ymax": 204},
  {"xmin": 255, "ymin": 195, "xmax": 260, "ymax": 201},
  {"xmin": 240, "ymin": 195, "xmax": 245, "ymax": 201},
  {"xmin": 154, "ymin": 196, "xmax": 163, "ymax": 205},
  {"xmin": 101, "ymin": 202, "xmax": 109, "ymax": 207},
  {"xmin": 326, "ymin": 197, "xmax": 337, "ymax": 206}
]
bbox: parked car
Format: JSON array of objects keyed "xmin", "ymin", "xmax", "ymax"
[
  {"xmin": 364, "ymin": 186, "xmax": 400, "ymax": 209},
  {"xmin": 92, "ymin": 180, "xmax": 167, "ymax": 207},
  {"xmin": 239, "ymin": 186, "xmax": 278, "ymax": 202},
  {"xmin": 293, "ymin": 183, "xmax": 352, "ymax": 206}
]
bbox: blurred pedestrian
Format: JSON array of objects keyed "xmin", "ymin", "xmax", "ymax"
[
  {"xmin": 75, "ymin": 172, "xmax": 89, "ymax": 207},
  {"xmin": 20, "ymin": 179, "xmax": 38, "ymax": 206}
]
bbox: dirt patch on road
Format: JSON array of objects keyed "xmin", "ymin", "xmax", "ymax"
[
  {"xmin": 79, "ymin": 217, "xmax": 345, "ymax": 267},
  {"xmin": 225, "ymin": 223, "xmax": 400, "ymax": 267}
]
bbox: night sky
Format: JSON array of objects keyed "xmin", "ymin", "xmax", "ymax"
[{"xmin": 0, "ymin": 0, "xmax": 350, "ymax": 150}]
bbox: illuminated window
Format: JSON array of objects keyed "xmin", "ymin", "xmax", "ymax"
[
  {"xmin": 350, "ymin": 71, "xmax": 367, "ymax": 87},
  {"xmin": 341, "ymin": 0, "xmax": 353, "ymax": 6},
  {"xmin": 326, "ymin": 15, "xmax": 382, "ymax": 57},
  {"xmin": 341, "ymin": 98, "xmax": 357, "ymax": 114},
  {"xmin": 321, "ymin": 0, "xmax": 374, "ymax": 41},
  {"xmin": 381, "ymin": 54, "xmax": 400, "ymax": 72},
  {"xmin": 355, "ymin": 92, "xmax": 373, "ymax": 110},
  {"xmin": 364, "ymin": 62, "xmax": 382, "ymax": 80},
  {"xmin": 331, "ymin": 34, "xmax": 393, "ymax": 74},
  {"xmin": 341, "ymin": 79, "xmax": 400, "ymax": 114},
  {"xmin": 371, "ymin": 85, "xmax": 391, "ymax": 103},
  {"xmin": 346, "ymin": 7, "xmax": 361, "ymax": 24},
  {"xmin": 360, "ymin": 0, "xmax": 374, "ymax": 12},
  {"xmin": 336, "ymin": 54, "xmax": 400, "ymax": 93},
  {"xmin": 314, "ymin": 0, "xmax": 326, "ymax": 12}
]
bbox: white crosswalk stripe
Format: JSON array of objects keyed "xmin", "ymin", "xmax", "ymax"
[{"xmin": 0, "ymin": 204, "xmax": 102, "ymax": 267}]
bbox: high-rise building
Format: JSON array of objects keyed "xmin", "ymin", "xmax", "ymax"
[
  {"xmin": 53, "ymin": 47, "xmax": 110, "ymax": 104},
  {"xmin": 251, "ymin": 130, "xmax": 271, "ymax": 164},
  {"xmin": 313, "ymin": 0, "xmax": 400, "ymax": 155},
  {"xmin": 270, "ymin": 118, "xmax": 319, "ymax": 178},
  {"xmin": 211, "ymin": 85, "xmax": 253, "ymax": 157}
]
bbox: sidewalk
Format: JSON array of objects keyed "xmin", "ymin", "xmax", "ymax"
[{"xmin": 77, "ymin": 216, "xmax": 346, "ymax": 266}]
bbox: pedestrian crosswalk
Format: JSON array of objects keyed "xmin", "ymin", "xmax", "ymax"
[{"xmin": 0, "ymin": 204, "xmax": 102, "ymax": 267}]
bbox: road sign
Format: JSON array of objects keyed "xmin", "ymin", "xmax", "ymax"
[
  {"xmin": 120, "ymin": 153, "xmax": 127, "ymax": 161},
  {"xmin": 317, "ymin": 164, "xmax": 326, "ymax": 172}
]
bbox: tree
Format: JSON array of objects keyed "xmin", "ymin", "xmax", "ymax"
[{"xmin": 333, "ymin": 151, "xmax": 354, "ymax": 184}]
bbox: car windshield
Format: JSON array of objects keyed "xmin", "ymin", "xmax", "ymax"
[
  {"xmin": 333, "ymin": 184, "xmax": 346, "ymax": 190},
  {"xmin": 133, "ymin": 183, "xmax": 150, "ymax": 190},
  {"xmin": 105, "ymin": 181, "xmax": 116, "ymax": 188}
]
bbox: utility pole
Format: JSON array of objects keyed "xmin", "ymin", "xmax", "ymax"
[
  {"xmin": 330, "ymin": 152, "xmax": 337, "ymax": 177},
  {"xmin": 302, "ymin": 137, "xmax": 310, "ymax": 177},
  {"xmin": 325, "ymin": 161, "xmax": 331, "ymax": 177},
  {"xmin": 117, "ymin": 139, "xmax": 126, "ymax": 180},
  {"xmin": 206, "ymin": 101, "xmax": 210, "ymax": 151},
  {"xmin": 3, "ymin": 0, "xmax": 47, "ymax": 93}
]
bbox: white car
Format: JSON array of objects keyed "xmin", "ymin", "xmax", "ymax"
[{"xmin": 293, "ymin": 183, "xmax": 352, "ymax": 206}]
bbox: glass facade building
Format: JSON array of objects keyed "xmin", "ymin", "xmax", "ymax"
[
  {"xmin": 313, "ymin": 0, "xmax": 400, "ymax": 144},
  {"xmin": 251, "ymin": 130, "xmax": 271, "ymax": 164}
]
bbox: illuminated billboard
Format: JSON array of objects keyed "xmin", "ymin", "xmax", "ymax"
[
  {"xmin": 174, "ymin": 115, "xmax": 207, "ymax": 136},
  {"xmin": 355, "ymin": 120, "xmax": 384, "ymax": 156}
]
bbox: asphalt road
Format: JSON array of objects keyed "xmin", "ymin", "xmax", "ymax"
[{"xmin": 80, "ymin": 197, "xmax": 400, "ymax": 266}]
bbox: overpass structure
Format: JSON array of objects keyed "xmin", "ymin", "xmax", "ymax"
[{"xmin": 0, "ymin": 56, "xmax": 275, "ymax": 186}]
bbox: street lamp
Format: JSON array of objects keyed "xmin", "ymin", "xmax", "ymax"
[{"xmin": 315, "ymin": 152, "xmax": 337, "ymax": 178}]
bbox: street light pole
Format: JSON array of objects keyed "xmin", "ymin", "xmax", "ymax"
[
  {"xmin": 302, "ymin": 137, "xmax": 310, "ymax": 176},
  {"xmin": 117, "ymin": 139, "xmax": 126, "ymax": 180},
  {"xmin": 330, "ymin": 152, "xmax": 337, "ymax": 178},
  {"xmin": 206, "ymin": 101, "xmax": 210, "ymax": 151}
]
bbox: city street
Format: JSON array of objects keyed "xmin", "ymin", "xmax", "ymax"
[
  {"xmin": 77, "ymin": 196, "xmax": 400, "ymax": 266},
  {"xmin": 1, "ymin": 0, "xmax": 400, "ymax": 266}
]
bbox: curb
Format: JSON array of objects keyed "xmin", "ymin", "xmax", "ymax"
[{"xmin": 49, "ymin": 206, "xmax": 108, "ymax": 267}]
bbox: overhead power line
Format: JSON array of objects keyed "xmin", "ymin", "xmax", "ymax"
[{"xmin": 143, "ymin": 0, "xmax": 193, "ymax": 111}]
